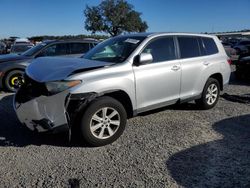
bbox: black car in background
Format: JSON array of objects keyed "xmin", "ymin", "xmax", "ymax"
[
  {"xmin": 0, "ymin": 39, "xmax": 98, "ymax": 91},
  {"xmin": 233, "ymin": 40, "xmax": 250, "ymax": 56},
  {"xmin": 235, "ymin": 56, "xmax": 250, "ymax": 80}
]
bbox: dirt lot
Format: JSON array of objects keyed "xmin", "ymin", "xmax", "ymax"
[{"xmin": 0, "ymin": 70, "xmax": 250, "ymax": 187}]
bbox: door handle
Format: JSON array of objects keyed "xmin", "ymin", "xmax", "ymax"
[
  {"xmin": 171, "ymin": 65, "xmax": 180, "ymax": 71},
  {"xmin": 203, "ymin": 61, "xmax": 210, "ymax": 66}
]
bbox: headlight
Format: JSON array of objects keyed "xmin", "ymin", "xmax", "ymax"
[{"xmin": 46, "ymin": 80, "xmax": 82, "ymax": 94}]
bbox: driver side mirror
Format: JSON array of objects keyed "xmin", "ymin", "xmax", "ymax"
[{"xmin": 134, "ymin": 53, "xmax": 153, "ymax": 66}]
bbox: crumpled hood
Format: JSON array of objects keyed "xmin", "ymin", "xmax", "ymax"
[
  {"xmin": 26, "ymin": 57, "xmax": 114, "ymax": 82},
  {"xmin": 0, "ymin": 54, "xmax": 32, "ymax": 63}
]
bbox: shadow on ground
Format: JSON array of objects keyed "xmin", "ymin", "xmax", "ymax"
[
  {"xmin": 0, "ymin": 95, "xmax": 86, "ymax": 147},
  {"xmin": 166, "ymin": 114, "xmax": 250, "ymax": 188},
  {"xmin": 221, "ymin": 93, "xmax": 250, "ymax": 105}
]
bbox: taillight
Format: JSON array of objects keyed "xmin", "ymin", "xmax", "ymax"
[{"xmin": 227, "ymin": 59, "xmax": 232, "ymax": 65}]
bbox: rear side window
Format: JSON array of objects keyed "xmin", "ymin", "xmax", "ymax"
[
  {"xmin": 178, "ymin": 37, "xmax": 200, "ymax": 58},
  {"xmin": 90, "ymin": 43, "xmax": 97, "ymax": 48},
  {"xmin": 70, "ymin": 43, "xmax": 90, "ymax": 54},
  {"xmin": 202, "ymin": 37, "xmax": 218, "ymax": 55},
  {"xmin": 142, "ymin": 37, "xmax": 176, "ymax": 63},
  {"xmin": 41, "ymin": 43, "xmax": 69, "ymax": 56}
]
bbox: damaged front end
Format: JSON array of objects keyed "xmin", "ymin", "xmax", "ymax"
[{"xmin": 14, "ymin": 75, "xmax": 96, "ymax": 134}]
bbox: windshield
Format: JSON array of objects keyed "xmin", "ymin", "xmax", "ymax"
[
  {"xmin": 83, "ymin": 36, "xmax": 146, "ymax": 63},
  {"xmin": 22, "ymin": 43, "xmax": 46, "ymax": 56}
]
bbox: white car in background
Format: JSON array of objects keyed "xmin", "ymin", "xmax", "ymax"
[{"xmin": 14, "ymin": 38, "xmax": 32, "ymax": 45}]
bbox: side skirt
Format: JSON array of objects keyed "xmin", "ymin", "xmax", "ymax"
[{"xmin": 133, "ymin": 94, "xmax": 202, "ymax": 116}]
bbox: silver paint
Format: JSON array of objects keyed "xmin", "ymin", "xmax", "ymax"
[{"xmin": 15, "ymin": 33, "xmax": 231, "ymax": 132}]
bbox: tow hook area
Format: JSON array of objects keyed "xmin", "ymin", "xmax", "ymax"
[
  {"xmin": 14, "ymin": 88, "xmax": 99, "ymax": 142},
  {"xmin": 15, "ymin": 89, "xmax": 70, "ymax": 133}
]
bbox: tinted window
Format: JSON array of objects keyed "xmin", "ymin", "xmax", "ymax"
[
  {"xmin": 142, "ymin": 37, "xmax": 176, "ymax": 63},
  {"xmin": 178, "ymin": 37, "xmax": 200, "ymax": 58},
  {"xmin": 70, "ymin": 43, "xmax": 90, "ymax": 54},
  {"xmin": 91, "ymin": 43, "xmax": 97, "ymax": 48},
  {"xmin": 202, "ymin": 37, "xmax": 218, "ymax": 55},
  {"xmin": 22, "ymin": 43, "xmax": 46, "ymax": 56},
  {"xmin": 41, "ymin": 43, "xmax": 68, "ymax": 56}
]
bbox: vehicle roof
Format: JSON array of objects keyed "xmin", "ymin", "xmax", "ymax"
[
  {"xmin": 117, "ymin": 32, "xmax": 217, "ymax": 38},
  {"xmin": 12, "ymin": 43, "xmax": 34, "ymax": 46},
  {"xmin": 43, "ymin": 39, "xmax": 99, "ymax": 44}
]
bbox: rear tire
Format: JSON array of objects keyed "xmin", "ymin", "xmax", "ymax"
[
  {"xmin": 4, "ymin": 70, "xmax": 25, "ymax": 92},
  {"xmin": 79, "ymin": 96, "xmax": 127, "ymax": 147},
  {"xmin": 195, "ymin": 78, "xmax": 220, "ymax": 110}
]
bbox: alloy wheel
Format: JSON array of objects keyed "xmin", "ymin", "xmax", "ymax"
[
  {"xmin": 206, "ymin": 83, "xmax": 218, "ymax": 105},
  {"xmin": 90, "ymin": 107, "xmax": 120, "ymax": 139}
]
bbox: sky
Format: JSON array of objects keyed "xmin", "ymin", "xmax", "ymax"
[{"xmin": 0, "ymin": 0, "xmax": 250, "ymax": 38}]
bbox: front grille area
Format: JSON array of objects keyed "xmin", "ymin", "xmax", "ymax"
[{"xmin": 16, "ymin": 74, "xmax": 49, "ymax": 103}]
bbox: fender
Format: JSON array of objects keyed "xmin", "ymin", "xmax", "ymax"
[{"xmin": 67, "ymin": 89, "xmax": 132, "ymax": 128}]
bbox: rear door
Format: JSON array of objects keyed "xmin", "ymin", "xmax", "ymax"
[
  {"xmin": 177, "ymin": 36, "xmax": 219, "ymax": 99},
  {"xmin": 133, "ymin": 36, "xmax": 181, "ymax": 111}
]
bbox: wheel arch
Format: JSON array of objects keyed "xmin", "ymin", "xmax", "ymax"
[
  {"xmin": 209, "ymin": 73, "xmax": 223, "ymax": 91},
  {"xmin": 102, "ymin": 90, "xmax": 134, "ymax": 118},
  {"xmin": 68, "ymin": 89, "xmax": 135, "ymax": 126}
]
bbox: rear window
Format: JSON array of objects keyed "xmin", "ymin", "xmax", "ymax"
[
  {"xmin": 178, "ymin": 37, "xmax": 200, "ymax": 58},
  {"xmin": 202, "ymin": 37, "xmax": 218, "ymax": 55}
]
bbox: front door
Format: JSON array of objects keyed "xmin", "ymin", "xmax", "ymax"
[{"xmin": 133, "ymin": 36, "xmax": 181, "ymax": 112}]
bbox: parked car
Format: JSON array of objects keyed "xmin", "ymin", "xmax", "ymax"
[
  {"xmin": 14, "ymin": 33, "xmax": 231, "ymax": 146},
  {"xmin": 0, "ymin": 39, "xmax": 98, "ymax": 91},
  {"xmin": 235, "ymin": 56, "xmax": 250, "ymax": 80},
  {"xmin": 0, "ymin": 41, "xmax": 6, "ymax": 54},
  {"xmin": 14, "ymin": 38, "xmax": 32, "ymax": 45},
  {"xmin": 222, "ymin": 42, "xmax": 238, "ymax": 61},
  {"xmin": 226, "ymin": 38, "xmax": 241, "ymax": 46},
  {"xmin": 10, "ymin": 43, "xmax": 34, "ymax": 55},
  {"xmin": 233, "ymin": 40, "xmax": 250, "ymax": 55}
]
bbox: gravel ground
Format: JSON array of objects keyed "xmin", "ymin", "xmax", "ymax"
[{"xmin": 0, "ymin": 70, "xmax": 250, "ymax": 187}]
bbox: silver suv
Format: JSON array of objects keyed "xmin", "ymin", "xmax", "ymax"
[{"xmin": 14, "ymin": 33, "xmax": 231, "ymax": 146}]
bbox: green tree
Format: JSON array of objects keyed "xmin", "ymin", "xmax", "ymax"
[{"xmin": 84, "ymin": 0, "xmax": 148, "ymax": 36}]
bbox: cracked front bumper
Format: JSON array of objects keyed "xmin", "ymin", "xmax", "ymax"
[{"xmin": 14, "ymin": 88, "xmax": 70, "ymax": 133}]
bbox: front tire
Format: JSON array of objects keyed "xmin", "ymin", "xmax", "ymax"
[
  {"xmin": 79, "ymin": 96, "xmax": 127, "ymax": 146},
  {"xmin": 195, "ymin": 78, "xmax": 220, "ymax": 110},
  {"xmin": 4, "ymin": 70, "xmax": 25, "ymax": 92}
]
